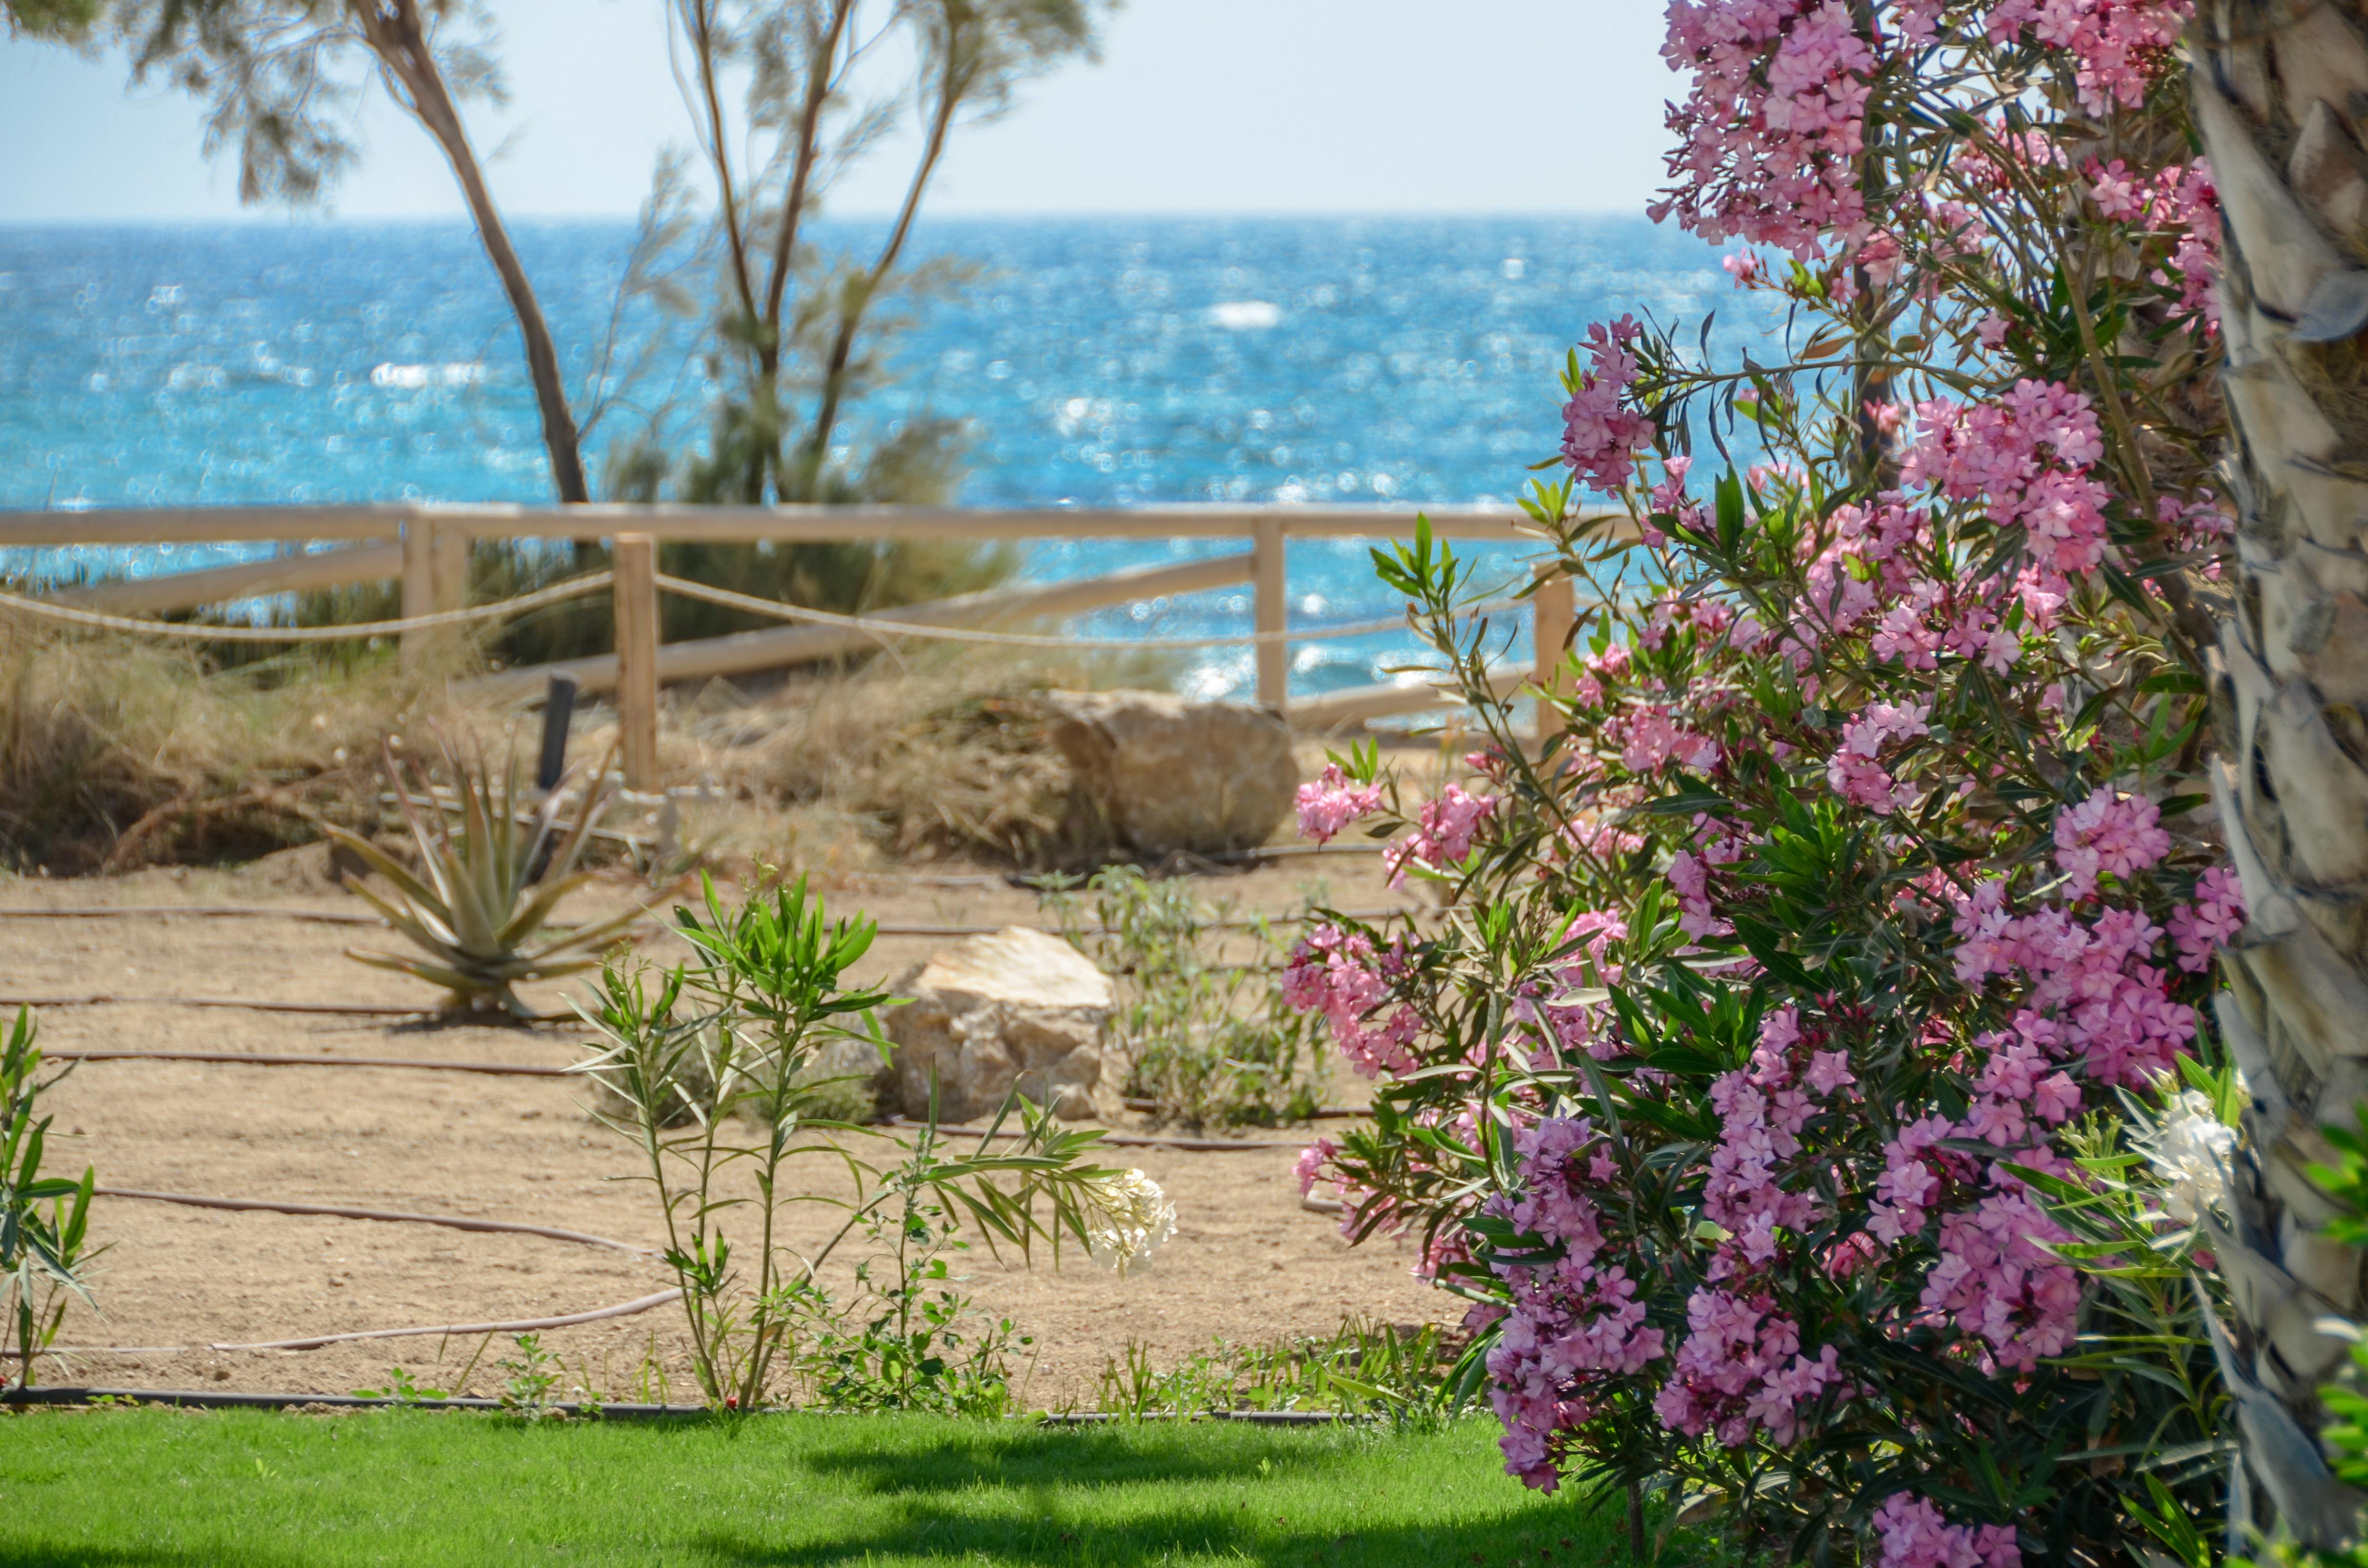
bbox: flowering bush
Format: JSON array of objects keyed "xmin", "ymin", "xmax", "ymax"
[{"xmin": 1286, "ymin": 2, "xmax": 2244, "ymax": 1563}]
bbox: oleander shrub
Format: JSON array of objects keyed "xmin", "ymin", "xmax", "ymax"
[{"xmin": 1282, "ymin": 4, "xmax": 2245, "ymax": 1564}]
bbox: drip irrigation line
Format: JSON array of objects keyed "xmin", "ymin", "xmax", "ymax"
[
  {"xmin": 653, "ymin": 572, "xmax": 1528, "ymax": 652},
  {"xmin": 3, "ymin": 1288, "xmax": 686, "ymax": 1358},
  {"xmin": 0, "ymin": 994, "xmax": 450, "ymax": 1017},
  {"xmin": 46, "ymin": 1049, "xmax": 571, "ymax": 1077},
  {"xmin": 889, "ymin": 1120, "xmax": 1300, "ymax": 1153},
  {"xmin": 0, "ymin": 572, "xmax": 615, "ymax": 642},
  {"xmin": 1121, "ymin": 1099, "xmax": 1367, "ymax": 1121},
  {"xmin": 0, "ymin": 905, "xmax": 380, "ymax": 925},
  {"xmin": 94, "ymin": 1189, "xmax": 657, "ymax": 1257},
  {"xmin": 0, "ymin": 1386, "xmax": 1359, "ymax": 1423},
  {"xmin": 2, "ymin": 994, "xmax": 567, "ymax": 1024},
  {"xmin": 0, "ymin": 1387, "xmax": 708, "ymax": 1416}
]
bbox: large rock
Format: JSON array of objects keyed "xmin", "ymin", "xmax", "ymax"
[
  {"xmin": 1042, "ymin": 689, "xmax": 1298, "ymax": 856},
  {"xmin": 884, "ymin": 927, "xmax": 1113, "ymax": 1123}
]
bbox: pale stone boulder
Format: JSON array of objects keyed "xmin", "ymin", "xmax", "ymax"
[
  {"xmin": 884, "ymin": 926, "xmax": 1113, "ymax": 1123},
  {"xmin": 1041, "ymin": 689, "xmax": 1298, "ymax": 856}
]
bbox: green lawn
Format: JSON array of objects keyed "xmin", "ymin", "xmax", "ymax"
[{"xmin": 0, "ymin": 1408, "xmax": 1626, "ymax": 1567}]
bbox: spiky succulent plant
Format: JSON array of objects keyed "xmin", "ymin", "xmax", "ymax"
[{"xmin": 325, "ymin": 740, "xmax": 642, "ymax": 1015}]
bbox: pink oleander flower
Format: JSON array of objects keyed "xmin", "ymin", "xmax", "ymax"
[
  {"xmin": 1986, "ymin": 0, "xmax": 2189, "ymax": 114},
  {"xmin": 1294, "ymin": 762, "xmax": 1384, "ymax": 844},
  {"xmin": 2169, "ymin": 864, "xmax": 2247, "ymax": 972},
  {"xmin": 1873, "ymin": 1492, "xmax": 2022, "ymax": 1568},
  {"xmin": 1560, "ymin": 316, "xmax": 1656, "ymax": 492},
  {"xmin": 1383, "ymin": 784, "xmax": 1498, "ymax": 886},
  {"xmin": 1656, "ymin": 0, "xmax": 1876, "ymax": 258},
  {"xmin": 2052, "ymin": 792, "xmax": 2170, "ymax": 898}
]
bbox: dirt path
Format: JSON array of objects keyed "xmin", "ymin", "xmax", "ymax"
[{"xmin": 0, "ymin": 851, "xmax": 1446, "ymax": 1406}]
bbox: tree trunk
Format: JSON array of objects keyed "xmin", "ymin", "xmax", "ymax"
[
  {"xmin": 356, "ymin": 1, "xmax": 590, "ymax": 504},
  {"xmin": 2187, "ymin": 8, "xmax": 2368, "ymax": 1554}
]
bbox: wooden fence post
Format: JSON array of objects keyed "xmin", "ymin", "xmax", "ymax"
[
  {"xmin": 1532, "ymin": 565, "xmax": 1576, "ymax": 748},
  {"xmin": 399, "ymin": 513, "xmax": 436, "ymax": 671},
  {"xmin": 430, "ymin": 523, "xmax": 469, "ymax": 621},
  {"xmin": 612, "ymin": 534, "xmax": 659, "ymax": 790},
  {"xmin": 1252, "ymin": 518, "xmax": 1288, "ymax": 714}
]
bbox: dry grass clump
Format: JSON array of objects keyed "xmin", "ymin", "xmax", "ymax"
[
  {"xmin": 671, "ymin": 644, "xmax": 1176, "ymax": 871},
  {"xmin": 0, "ymin": 623, "xmax": 435, "ymax": 874}
]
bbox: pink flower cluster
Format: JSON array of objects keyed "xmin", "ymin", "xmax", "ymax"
[
  {"xmin": 2052, "ymin": 791, "xmax": 2170, "ymax": 898},
  {"xmin": 2145, "ymin": 160, "xmax": 2220, "ymax": 325},
  {"xmin": 1520, "ymin": 909, "xmax": 1631, "ymax": 1062},
  {"xmin": 2169, "ymin": 865, "xmax": 2245, "ymax": 973},
  {"xmin": 1294, "ymin": 763, "xmax": 1384, "ymax": 844},
  {"xmin": 1560, "ymin": 316, "xmax": 1656, "ymax": 491},
  {"xmin": 1652, "ymin": 1007, "xmax": 1862, "ymax": 1443},
  {"xmin": 1874, "ymin": 1492, "xmax": 2021, "ymax": 1568},
  {"xmin": 1986, "ymin": 0, "xmax": 2188, "ymax": 115},
  {"xmin": 1282, "ymin": 924, "xmax": 1419, "ymax": 1077},
  {"xmin": 1482, "ymin": 1118, "xmax": 1668, "ymax": 1489},
  {"xmin": 1656, "ymin": 1288, "xmax": 1842, "ymax": 1445},
  {"xmin": 1607, "ymin": 704, "xmax": 1722, "ymax": 775},
  {"xmin": 1953, "ymin": 877, "xmax": 2195, "ymax": 1088},
  {"xmin": 1827, "ymin": 700, "xmax": 1931, "ymax": 815},
  {"xmin": 1657, "ymin": 0, "xmax": 1875, "ymax": 257},
  {"xmin": 1382, "ymin": 784, "xmax": 1498, "ymax": 885},
  {"xmin": 1902, "ymin": 381, "xmax": 2113, "ymax": 587}
]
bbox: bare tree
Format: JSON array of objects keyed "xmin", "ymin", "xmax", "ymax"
[
  {"xmin": 2186, "ymin": 5, "xmax": 2368, "ymax": 1556},
  {"xmin": 643, "ymin": 0, "xmax": 1111, "ymax": 504},
  {"xmin": 116, "ymin": 0, "xmax": 590, "ymax": 500}
]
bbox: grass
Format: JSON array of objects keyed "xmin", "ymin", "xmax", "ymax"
[{"xmin": 0, "ymin": 1408, "xmax": 1625, "ymax": 1567}]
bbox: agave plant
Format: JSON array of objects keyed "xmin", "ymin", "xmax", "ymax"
[{"xmin": 325, "ymin": 739, "xmax": 643, "ymax": 1015}]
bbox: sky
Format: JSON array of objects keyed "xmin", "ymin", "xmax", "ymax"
[{"xmin": 0, "ymin": 1, "xmax": 1674, "ymax": 223}]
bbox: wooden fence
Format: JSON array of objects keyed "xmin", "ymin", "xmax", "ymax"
[{"xmin": 4, "ymin": 503, "xmax": 1624, "ymax": 785}]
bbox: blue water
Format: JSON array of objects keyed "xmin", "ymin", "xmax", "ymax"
[{"xmin": 0, "ymin": 217, "xmax": 1780, "ymax": 697}]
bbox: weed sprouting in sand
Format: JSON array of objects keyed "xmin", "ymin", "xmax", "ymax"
[
  {"xmin": 327, "ymin": 738, "xmax": 645, "ymax": 1014},
  {"xmin": 1040, "ymin": 864, "xmax": 1328, "ymax": 1131},
  {"xmin": 1089, "ymin": 1318, "xmax": 1467, "ymax": 1426},
  {"xmin": 496, "ymin": 1334, "xmax": 564, "ymax": 1420},
  {"xmin": 0, "ymin": 1007, "xmax": 98, "ymax": 1393},
  {"xmin": 573, "ymin": 873, "xmax": 1147, "ymax": 1413}
]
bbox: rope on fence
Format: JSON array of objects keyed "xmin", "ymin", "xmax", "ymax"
[
  {"xmin": 650, "ymin": 573, "xmax": 1532, "ymax": 650},
  {"xmin": 0, "ymin": 571, "xmax": 614, "ymax": 642},
  {"xmin": 0, "ymin": 564, "xmax": 1544, "ymax": 652}
]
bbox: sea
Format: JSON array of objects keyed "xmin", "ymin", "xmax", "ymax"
[{"xmin": 0, "ymin": 217, "xmax": 1784, "ymax": 699}]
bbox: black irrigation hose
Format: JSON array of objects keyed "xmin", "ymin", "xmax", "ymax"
[
  {"xmin": 5, "ymin": 1288, "xmax": 688, "ymax": 1357},
  {"xmin": 48, "ymin": 1049, "xmax": 572, "ymax": 1077},
  {"xmin": 887, "ymin": 1119, "xmax": 1304, "ymax": 1153},
  {"xmin": 95, "ymin": 1188, "xmax": 657, "ymax": 1257},
  {"xmin": 0, "ymin": 1387, "xmax": 1360, "ymax": 1424},
  {"xmin": 0, "ymin": 905, "xmax": 379, "ymax": 925}
]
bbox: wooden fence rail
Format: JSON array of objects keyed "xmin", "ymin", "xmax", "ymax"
[{"xmin": 7, "ymin": 503, "xmax": 1622, "ymax": 786}]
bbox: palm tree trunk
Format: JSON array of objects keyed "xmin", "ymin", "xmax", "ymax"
[
  {"xmin": 356, "ymin": 0, "xmax": 590, "ymax": 504},
  {"xmin": 2187, "ymin": 7, "xmax": 2368, "ymax": 1554}
]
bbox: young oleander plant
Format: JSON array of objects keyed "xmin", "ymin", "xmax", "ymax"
[
  {"xmin": 1, "ymin": 1007, "xmax": 96, "ymax": 1393},
  {"xmin": 329, "ymin": 738, "xmax": 642, "ymax": 1015},
  {"xmin": 576, "ymin": 873, "xmax": 1165, "ymax": 1413}
]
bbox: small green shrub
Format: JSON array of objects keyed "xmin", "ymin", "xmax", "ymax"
[
  {"xmin": 0, "ymin": 1007, "xmax": 97, "ymax": 1393},
  {"xmin": 1089, "ymin": 1318, "xmax": 1465, "ymax": 1424},
  {"xmin": 575, "ymin": 874, "xmax": 1143, "ymax": 1413},
  {"xmin": 1041, "ymin": 865, "xmax": 1329, "ymax": 1131},
  {"xmin": 328, "ymin": 739, "xmax": 644, "ymax": 1015}
]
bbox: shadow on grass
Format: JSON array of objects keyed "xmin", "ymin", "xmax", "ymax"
[
  {"xmin": 692, "ymin": 1500, "xmax": 1616, "ymax": 1568},
  {"xmin": 0, "ymin": 1548, "xmax": 302, "ymax": 1568},
  {"xmin": 793, "ymin": 1423, "xmax": 1352, "ymax": 1496}
]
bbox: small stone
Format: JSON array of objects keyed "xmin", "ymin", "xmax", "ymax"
[
  {"xmin": 884, "ymin": 927, "xmax": 1113, "ymax": 1124},
  {"xmin": 1040, "ymin": 689, "xmax": 1299, "ymax": 856}
]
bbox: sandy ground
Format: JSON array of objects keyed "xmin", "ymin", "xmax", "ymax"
[{"xmin": 0, "ymin": 847, "xmax": 1447, "ymax": 1407}]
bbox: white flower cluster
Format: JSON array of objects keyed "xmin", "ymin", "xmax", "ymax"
[
  {"xmin": 1082, "ymin": 1168, "xmax": 1177, "ymax": 1278},
  {"xmin": 2141, "ymin": 1087, "xmax": 2238, "ymax": 1226}
]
